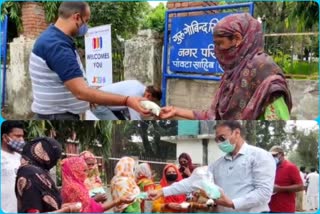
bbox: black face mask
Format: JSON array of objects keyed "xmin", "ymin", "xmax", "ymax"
[{"xmin": 166, "ymin": 174, "xmax": 178, "ymax": 182}]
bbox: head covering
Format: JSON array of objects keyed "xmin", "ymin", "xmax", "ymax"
[
  {"xmin": 111, "ymin": 157, "xmax": 140, "ymax": 212},
  {"xmin": 61, "ymin": 157, "xmax": 103, "ymax": 213},
  {"xmin": 135, "ymin": 163, "xmax": 153, "ymax": 180},
  {"xmin": 269, "ymin": 145, "xmax": 284, "ymax": 155},
  {"xmin": 15, "ymin": 137, "xmax": 62, "ymax": 212},
  {"xmin": 79, "ymin": 151, "xmax": 104, "ymax": 193},
  {"xmin": 194, "ymin": 13, "xmax": 292, "ymax": 120},
  {"xmin": 160, "ymin": 164, "xmax": 186, "ymax": 203},
  {"xmin": 178, "ymin": 153, "xmax": 195, "ymax": 175},
  {"xmin": 21, "ymin": 137, "xmax": 62, "ymax": 171}
]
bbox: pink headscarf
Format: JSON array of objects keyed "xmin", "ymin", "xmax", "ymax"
[{"xmin": 61, "ymin": 157, "xmax": 104, "ymax": 213}]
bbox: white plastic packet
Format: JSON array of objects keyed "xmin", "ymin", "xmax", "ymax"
[
  {"xmin": 140, "ymin": 100, "xmax": 161, "ymax": 116},
  {"xmin": 188, "ymin": 166, "xmax": 221, "ymax": 199},
  {"xmin": 180, "ymin": 202, "xmax": 191, "ymax": 209}
]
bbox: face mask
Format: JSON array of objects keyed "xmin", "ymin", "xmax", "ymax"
[
  {"xmin": 77, "ymin": 24, "xmax": 88, "ymax": 37},
  {"xmin": 7, "ymin": 137, "xmax": 26, "ymax": 153},
  {"xmin": 274, "ymin": 157, "xmax": 280, "ymax": 165},
  {"xmin": 218, "ymin": 139, "xmax": 236, "ymax": 153},
  {"xmin": 76, "ymin": 16, "xmax": 88, "ymax": 37},
  {"xmin": 166, "ymin": 174, "xmax": 178, "ymax": 182}
]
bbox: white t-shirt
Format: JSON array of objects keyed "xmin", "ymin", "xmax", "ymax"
[
  {"xmin": 1, "ymin": 150, "xmax": 21, "ymax": 213},
  {"xmin": 306, "ymin": 172, "xmax": 319, "ymax": 197}
]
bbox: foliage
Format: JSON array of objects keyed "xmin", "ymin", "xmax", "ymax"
[
  {"xmin": 295, "ymin": 128, "xmax": 318, "ymax": 170},
  {"xmin": 141, "ymin": 3, "xmax": 166, "ymax": 33},
  {"xmin": 1, "ymin": 2, "xmax": 22, "ymax": 32},
  {"xmin": 23, "ymin": 121, "xmax": 114, "ymax": 160},
  {"xmin": 243, "ymin": 121, "xmax": 288, "ymax": 150},
  {"xmin": 88, "ymin": 2, "xmax": 150, "ymax": 41},
  {"xmin": 291, "ymin": 1, "xmax": 318, "ymax": 30},
  {"xmin": 273, "ymin": 51, "xmax": 291, "ymax": 74},
  {"xmin": 122, "ymin": 120, "xmax": 177, "ymax": 159}
]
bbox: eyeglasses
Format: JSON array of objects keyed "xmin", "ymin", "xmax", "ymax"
[
  {"xmin": 215, "ymin": 135, "xmax": 226, "ymax": 143},
  {"xmin": 272, "ymin": 153, "xmax": 279, "ymax": 157}
]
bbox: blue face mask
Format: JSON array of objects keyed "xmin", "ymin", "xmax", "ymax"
[
  {"xmin": 77, "ymin": 24, "xmax": 88, "ymax": 37},
  {"xmin": 76, "ymin": 16, "xmax": 88, "ymax": 37},
  {"xmin": 218, "ymin": 139, "xmax": 236, "ymax": 154}
]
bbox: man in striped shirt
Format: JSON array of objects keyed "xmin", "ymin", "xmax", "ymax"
[{"xmin": 29, "ymin": 1, "xmax": 149, "ymax": 120}]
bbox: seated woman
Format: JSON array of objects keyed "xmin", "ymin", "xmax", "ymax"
[
  {"xmin": 111, "ymin": 157, "xmax": 142, "ymax": 213},
  {"xmin": 136, "ymin": 163, "xmax": 156, "ymax": 212},
  {"xmin": 61, "ymin": 157, "xmax": 133, "ymax": 213},
  {"xmin": 152, "ymin": 164, "xmax": 187, "ymax": 213},
  {"xmin": 15, "ymin": 137, "xmax": 81, "ymax": 213},
  {"xmin": 79, "ymin": 151, "xmax": 107, "ymax": 200}
]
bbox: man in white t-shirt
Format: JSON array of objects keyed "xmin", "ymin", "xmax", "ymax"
[
  {"xmin": 88, "ymin": 80, "xmax": 162, "ymax": 120},
  {"xmin": 306, "ymin": 168, "xmax": 319, "ymax": 211},
  {"xmin": 1, "ymin": 121, "xmax": 25, "ymax": 213}
]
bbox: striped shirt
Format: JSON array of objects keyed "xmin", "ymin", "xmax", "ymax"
[{"xmin": 30, "ymin": 25, "xmax": 89, "ymax": 115}]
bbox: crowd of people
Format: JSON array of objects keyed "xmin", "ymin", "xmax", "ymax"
[{"xmin": 1, "ymin": 121, "xmax": 318, "ymax": 213}]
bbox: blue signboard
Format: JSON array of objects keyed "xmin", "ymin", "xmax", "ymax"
[
  {"xmin": 1, "ymin": 15, "xmax": 8, "ymax": 108},
  {"xmin": 170, "ymin": 13, "xmax": 234, "ymax": 74}
]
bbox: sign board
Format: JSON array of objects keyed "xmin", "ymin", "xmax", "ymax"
[
  {"xmin": 85, "ymin": 24, "xmax": 112, "ymax": 87},
  {"xmin": 1, "ymin": 15, "xmax": 8, "ymax": 108},
  {"xmin": 170, "ymin": 13, "xmax": 234, "ymax": 74}
]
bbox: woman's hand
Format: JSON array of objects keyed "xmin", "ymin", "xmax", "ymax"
[
  {"xmin": 159, "ymin": 106, "xmax": 176, "ymax": 119},
  {"xmin": 94, "ymin": 193, "xmax": 108, "ymax": 202},
  {"xmin": 61, "ymin": 202, "xmax": 82, "ymax": 213},
  {"xmin": 183, "ymin": 167, "xmax": 192, "ymax": 176},
  {"xmin": 117, "ymin": 196, "xmax": 135, "ymax": 205}
]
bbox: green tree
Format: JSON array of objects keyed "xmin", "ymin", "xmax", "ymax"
[
  {"xmin": 141, "ymin": 3, "xmax": 166, "ymax": 33},
  {"xmin": 295, "ymin": 128, "xmax": 318, "ymax": 169},
  {"xmin": 88, "ymin": 2, "xmax": 150, "ymax": 44},
  {"xmin": 124, "ymin": 120, "xmax": 177, "ymax": 159}
]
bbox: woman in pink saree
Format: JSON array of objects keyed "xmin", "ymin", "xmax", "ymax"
[{"xmin": 61, "ymin": 157, "xmax": 133, "ymax": 213}]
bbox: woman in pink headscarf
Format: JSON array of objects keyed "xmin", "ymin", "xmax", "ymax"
[
  {"xmin": 79, "ymin": 151, "xmax": 106, "ymax": 199},
  {"xmin": 61, "ymin": 157, "xmax": 133, "ymax": 213},
  {"xmin": 160, "ymin": 13, "xmax": 292, "ymax": 120}
]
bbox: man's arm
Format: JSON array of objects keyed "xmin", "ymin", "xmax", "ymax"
[
  {"xmin": 65, "ymin": 78, "xmax": 149, "ymax": 115},
  {"xmin": 274, "ymin": 164, "xmax": 303, "ymax": 193}
]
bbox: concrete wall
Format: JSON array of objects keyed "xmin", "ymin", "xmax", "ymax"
[
  {"xmin": 166, "ymin": 78, "xmax": 318, "ymax": 120},
  {"xmin": 5, "ymin": 36, "xmax": 35, "ymax": 119},
  {"xmin": 123, "ymin": 30, "xmax": 163, "ymax": 88}
]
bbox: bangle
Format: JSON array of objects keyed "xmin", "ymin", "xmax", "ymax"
[{"xmin": 123, "ymin": 96, "xmax": 130, "ymax": 106}]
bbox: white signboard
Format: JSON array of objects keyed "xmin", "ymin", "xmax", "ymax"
[{"xmin": 84, "ymin": 24, "xmax": 112, "ymax": 87}]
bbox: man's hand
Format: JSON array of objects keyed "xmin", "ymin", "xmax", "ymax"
[
  {"xmin": 148, "ymin": 189, "xmax": 164, "ymax": 200},
  {"xmin": 126, "ymin": 97, "xmax": 151, "ymax": 116},
  {"xmin": 167, "ymin": 203, "xmax": 182, "ymax": 211},
  {"xmin": 214, "ymin": 189, "xmax": 234, "ymax": 209}
]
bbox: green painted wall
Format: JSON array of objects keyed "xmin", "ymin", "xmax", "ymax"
[{"xmin": 178, "ymin": 120, "xmax": 199, "ymax": 136}]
